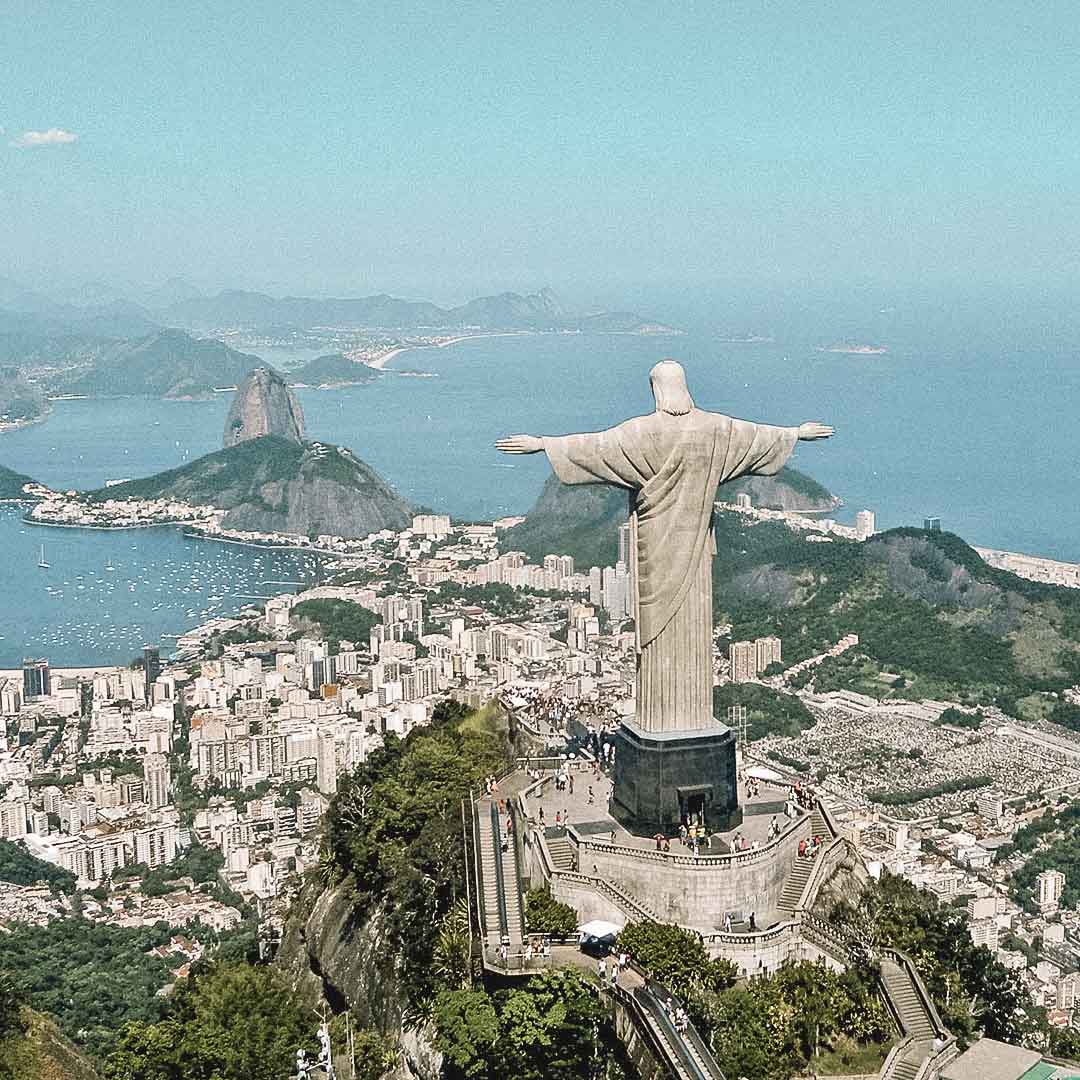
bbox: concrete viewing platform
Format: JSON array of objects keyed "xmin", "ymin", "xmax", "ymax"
[
  {"xmin": 512, "ymin": 761, "xmax": 830, "ymax": 935},
  {"xmin": 520, "ymin": 762, "xmax": 803, "ymax": 856}
]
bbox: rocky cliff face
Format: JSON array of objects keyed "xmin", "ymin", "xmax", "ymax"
[
  {"xmin": 224, "ymin": 366, "xmax": 305, "ymax": 447},
  {"xmin": 217, "ymin": 439, "xmax": 412, "ymax": 538},
  {"xmin": 276, "ymin": 881, "xmax": 442, "ymax": 1080},
  {"xmin": 89, "ymin": 435, "xmax": 413, "ymax": 539}
]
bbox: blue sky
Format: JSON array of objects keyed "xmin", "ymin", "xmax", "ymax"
[{"xmin": 3, "ymin": 1, "xmax": 1079, "ymax": 302}]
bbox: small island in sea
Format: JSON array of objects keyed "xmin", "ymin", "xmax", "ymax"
[{"xmin": 816, "ymin": 343, "xmax": 888, "ymax": 355}]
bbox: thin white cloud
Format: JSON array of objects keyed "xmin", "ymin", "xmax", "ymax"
[{"xmin": 11, "ymin": 128, "xmax": 78, "ymax": 148}]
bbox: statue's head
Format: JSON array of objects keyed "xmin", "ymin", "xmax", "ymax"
[{"xmin": 649, "ymin": 359, "xmax": 695, "ymax": 416}]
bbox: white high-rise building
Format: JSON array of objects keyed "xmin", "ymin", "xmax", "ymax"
[
  {"xmin": 618, "ymin": 522, "xmax": 633, "ymax": 567},
  {"xmin": 977, "ymin": 789, "xmax": 1004, "ymax": 824},
  {"xmin": 0, "ymin": 800, "xmax": 28, "ymax": 840},
  {"xmin": 730, "ymin": 641, "xmax": 756, "ymax": 683},
  {"xmin": 412, "ymin": 514, "xmax": 451, "ymax": 538},
  {"xmin": 754, "ymin": 635, "xmax": 782, "ymax": 672},
  {"xmin": 602, "ymin": 564, "xmax": 630, "ymax": 620},
  {"xmin": 135, "ymin": 824, "xmax": 179, "ymax": 869},
  {"xmin": 317, "ymin": 730, "xmax": 338, "ymax": 796},
  {"xmin": 143, "ymin": 753, "xmax": 172, "ymax": 809},
  {"xmin": 1037, "ymin": 869, "xmax": 1066, "ymax": 912},
  {"xmin": 856, "ymin": 510, "xmax": 876, "ymax": 541}
]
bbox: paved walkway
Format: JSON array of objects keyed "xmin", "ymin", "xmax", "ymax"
[{"xmin": 521, "ymin": 763, "xmax": 800, "ymax": 853}]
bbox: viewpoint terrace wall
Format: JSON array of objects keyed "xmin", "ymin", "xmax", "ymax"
[{"xmin": 569, "ymin": 816, "xmax": 811, "ymax": 928}]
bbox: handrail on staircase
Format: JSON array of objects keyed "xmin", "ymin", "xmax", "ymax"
[
  {"xmin": 506, "ymin": 795, "xmax": 528, "ymax": 936},
  {"xmin": 489, "ymin": 801, "xmax": 510, "ymax": 938},
  {"xmin": 469, "ymin": 793, "xmax": 488, "ymax": 934},
  {"xmin": 793, "ymin": 835, "xmax": 846, "ymax": 915},
  {"xmin": 877, "ymin": 1034, "xmax": 915, "ymax": 1080},
  {"xmin": 635, "ymin": 980, "xmax": 726, "ymax": 1080},
  {"xmin": 602, "ymin": 980, "xmax": 692, "ymax": 1080},
  {"xmin": 814, "ymin": 795, "xmax": 842, "ymax": 840},
  {"xmin": 878, "ymin": 947, "xmax": 950, "ymax": 1041}
]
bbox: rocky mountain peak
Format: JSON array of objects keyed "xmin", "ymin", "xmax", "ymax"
[{"xmin": 223, "ymin": 365, "xmax": 305, "ymax": 448}]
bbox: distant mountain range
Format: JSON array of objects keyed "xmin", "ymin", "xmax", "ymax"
[
  {"xmin": 0, "ymin": 277, "xmax": 673, "ymax": 336},
  {"xmin": 50, "ymin": 329, "xmax": 264, "ymax": 400},
  {"xmin": 0, "ymin": 282, "xmax": 673, "ymax": 405},
  {"xmin": 157, "ymin": 285, "xmax": 672, "ymax": 333}
]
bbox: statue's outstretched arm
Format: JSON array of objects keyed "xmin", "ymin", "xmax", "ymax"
[
  {"xmin": 797, "ymin": 422, "xmax": 834, "ymax": 441},
  {"xmin": 495, "ymin": 435, "xmax": 543, "ymax": 454}
]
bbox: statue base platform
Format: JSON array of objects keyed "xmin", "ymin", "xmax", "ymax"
[{"xmin": 611, "ymin": 719, "xmax": 740, "ymax": 836}]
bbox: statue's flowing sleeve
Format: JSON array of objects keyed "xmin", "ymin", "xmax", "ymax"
[
  {"xmin": 718, "ymin": 416, "xmax": 799, "ymax": 482},
  {"xmin": 541, "ymin": 422, "xmax": 646, "ymax": 489}
]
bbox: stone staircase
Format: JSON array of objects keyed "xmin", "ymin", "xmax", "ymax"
[
  {"xmin": 545, "ymin": 832, "xmax": 575, "ymax": 871},
  {"xmin": 777, "ymin": 855, "xmax": 814, "ymax": 915},
  {"xmin": 880, "ymin": 958, "xmax": 936, "ymax": 1040},
  {"xmin": 499, "ymin": 809, "xmax": 525, "ymax": 945},
  {"xmin": 810, "ymin": 805, "xmax": 831, "ymax": 838},
  {"xmin": 633, "ymin": 982, "xmax": 726, "ymax": 1080},
  {"xmin": 475, "ymin": 802, "xmax": 502, "ymax": 948},
  {"xmin": 878, "ymin": 956, "xmax": 939, "ymax": 1080}
]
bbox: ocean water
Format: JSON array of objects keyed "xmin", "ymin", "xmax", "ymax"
[
  {"xmin": 1, "ymin": 328, "xmax": 1078, "ymax": 664},
  {"xmin": 0, "ymin": 505, "xmax": 321, "ymax": 668}
]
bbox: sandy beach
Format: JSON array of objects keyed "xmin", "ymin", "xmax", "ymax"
[{"xmin": 363, "ymin": 330, "xmax": 538, "ymax": 370}]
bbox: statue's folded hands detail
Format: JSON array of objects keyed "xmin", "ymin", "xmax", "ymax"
[{"xmin": 497, "ymin": 359, "xmax": 833, "ymax": 833}]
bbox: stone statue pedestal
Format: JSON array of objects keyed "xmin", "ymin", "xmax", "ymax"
[{"xmin": 612, "ymin": 720, "xmax": 741, "ymax": 836}]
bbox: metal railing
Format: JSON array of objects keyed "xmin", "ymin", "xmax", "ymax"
[
  {"xmin": 489, "ymin": 800, "xmax": 510, "ymax": 938},
  {"xmin": 566, "ymin": 813, "xmax": 811, "ymax": 869},
  {"xmin": 634, "ymin": 978, "xmax": 726, "ymax": 1080},
  {"xmin": 878, "ymin": 948, "xmax": 950, "ymax": 1041},
  {"xmin": 877, "ymin": 1035, "xmax": 915, "ymax": 1080}
]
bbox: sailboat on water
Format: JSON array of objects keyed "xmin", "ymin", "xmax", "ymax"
[{"xmin": 38, "ymin": 544, "xmax": 49, "ymax": 569}]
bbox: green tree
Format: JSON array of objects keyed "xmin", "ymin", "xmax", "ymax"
[
  {"xmin": 101, "ymin": 1020, "xmax": 184, "ymax": 1080},
  {"xmin": 432, "ymin": 898, "xmax": 474, "ymax": 990},
  {"xmin": 433, "ymin": 988, "xmax": 499, "ymax": 1080},
  {"xmin": 616, "ymin": 921, "xmax": 737, "ymax": 999},
  {"xmin": 102, "ymin": 964, "xmax": 315, "ymax": 1080},
  {"xmin": 524, "ymin": 887, "xmax": 578, "ymax": 938},
  {"xmin": 0, "ymin": 970, "xmax": 25, "ymax": 1041},
  {"xmin": 704, "ymin": 980, "xmax": 797, "ymax": 1080},
  {"xmin": 494, "ymin": 969, "xmax": 606, "ymax": 1080}
]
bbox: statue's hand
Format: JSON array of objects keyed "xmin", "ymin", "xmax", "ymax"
[
  {"xmin": 798, "ymin": 422, "xmax": 834, "ymax": 441},
  {"xmin": 496, "ymin": 435, "xmax": 543, "ymax": 454}
]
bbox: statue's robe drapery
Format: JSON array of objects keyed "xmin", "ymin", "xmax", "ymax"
[{"xmin": 543, "ymin": 409, "xmax": 797, "ymax": 733}]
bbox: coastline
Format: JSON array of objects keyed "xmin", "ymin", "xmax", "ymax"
[
  {"xmin": 0, "ymin": 402, "xmax": 52, "ymax": 435},
  {"xmin": 364, "ymin": 330, "xmax": 538, "ymax": 370},
  {"xmin": 362, "ymin": 327, "xmax": 680, "ymax": 371}
]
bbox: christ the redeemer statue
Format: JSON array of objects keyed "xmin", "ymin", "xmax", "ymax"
[{"xmin": 497, "ymin": 360, "xmax": 832, "ymax": 831}]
